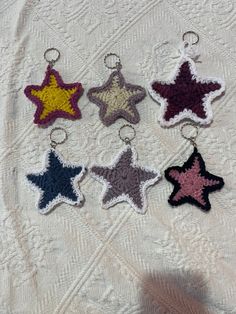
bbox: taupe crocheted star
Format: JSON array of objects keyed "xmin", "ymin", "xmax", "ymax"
[
  {"xmin": 87, "ymin": 70, "xmax": 146, "ymax": 126},
  {"xmin": 90, "ymin": 146, "xmax": 161, "ymax": 214}
]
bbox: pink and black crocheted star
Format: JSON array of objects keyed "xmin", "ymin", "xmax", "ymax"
[
  {"xmin": 165, "ymin": 147, "xmax": 224, "ymax": 211},
  {"xmin": 149, "ymin": 56, "xmax": 225, "ymax": 127}
]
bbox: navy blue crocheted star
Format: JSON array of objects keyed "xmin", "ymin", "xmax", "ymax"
[{"xmin": 27, "ymin": 149, "xmax": 86, "ymax": 214}]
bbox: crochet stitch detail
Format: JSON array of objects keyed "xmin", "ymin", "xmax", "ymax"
[
  {"xmin": 165, "ymin": 147, "xmax": 224, "ymax": 211},
  {"xmin": 26, "ymin": 149, "xmax": 86, "ymax": 214},
  {"xmin": 90, "ymin": 146, "xmax": 161, "ymax": 214},
  {"xmin": 87, "ymin": 70, "xmax": 146, "ymax": 126},
  {"xmin": 148, "ymin": 56, "xmax": 225, "ymax": 127},
  {"xmin": 24, "ymin": 66, "xmax": 83, "ymax": 125}
]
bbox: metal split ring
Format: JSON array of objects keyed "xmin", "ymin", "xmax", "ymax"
[
  {"xmin": 49, "ymin": 127, "xmax": 68, "ymax": 149},
  {"xmin": 104, "ymin": 53, "xmax": 122, "ymax": 70},
  {"xmin": 182, "ymin": 31, "xmax": 200, "ymax": 46},
  {"xmin": 119, "ymin": 124, "xmax": 136, "ymax": 145},
  {"xmin": 44, "ymin": 48, "xmax": 60, "ymax": 67},
  {"xmin": 180, "ymin": 123, "xmax": 199, "ymax": 147}
]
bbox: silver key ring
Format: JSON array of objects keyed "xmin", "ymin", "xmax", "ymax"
[
  {"xmin": 104, "ymin": 53, "xmax": 122, "ymax": 70},
  {"xmin": 180, "ymin": 122, "xmax": 199, "ymax": 147},
  {"xmin": 50, "ymin": 127, "xmax": 68, "ymax": 149},
  {"xmin": 182, "ymin": 31, "xmax": 200, "ymax": 46},
  {"xmin": 44, "ymin": 48, "xmax": 60, "ymax": 67},
  {"xmin": 119, "ymin": 124, "xmax": 136, "ymax": 145}
]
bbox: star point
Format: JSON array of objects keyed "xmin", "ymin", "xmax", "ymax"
[
  {"xmin": 87, "ymin": 71, "xmax": 146, "ymax": 126},
  {"xmin": 149, "ymin": 57, "xmax": 225, "ymax": 126},
  {"xmin": 165, "ymin": 148, "xmax": 224, "ymax": 211},
  {"xmin": 26, "ymin": 149, "xmax": 86, "ymax": 214},
  {"xmin": 91, "ymin": 146, "xmax": 161, "ymax": 214},
  {"xmin": 24, "ymin": 66, "xmax": 83, "ymax": 125}
]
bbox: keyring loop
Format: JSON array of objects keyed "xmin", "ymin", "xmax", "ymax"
[
  {"xmin": 119, "ymin": 124, "xmax": 136, "ymax": 145},
  {"xmin": 182, "ymin": 31, "xmax": 199, "ymax": 46},
  {"xmin": 180, "ymin": 123, "xmax": 198, "ymax": 147},
  {"xmin": 49, "ymin": 127, "xmax": 68, "ymax": 149},
  {"xmin": 44, "ymin": 48, "xmax": 60, "ymax": 67},
  {"xmin": 104, "ymin": 53, "xmax": 122, "ymax": 70}
]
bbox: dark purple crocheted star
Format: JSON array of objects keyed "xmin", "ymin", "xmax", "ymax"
[
  {"xmin": 149, "ymin": 58, "xmax": 225, "ymax": 126},
  {"xmin": 87, "ymin": 70, "xmax": 146, "ymax": 126},
  {"xmin": 165, "ymin": 148, "xmax": 224, "ymax": 211},
  {"xmin": 90, "ymin": 146, "xmax": 160, "ymax": 213}
]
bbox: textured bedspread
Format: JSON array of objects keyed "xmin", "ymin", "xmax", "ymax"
[{"xmin": 0, "ymin": 0, "xmax": 235, "ymax": 313}]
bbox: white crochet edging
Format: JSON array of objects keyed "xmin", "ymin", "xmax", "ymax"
[
  {"xmin": 90, "ymin": 145, "xmax": 161, "ymax": 214},
  {"xmin": 25, "ymin": 148, "xmax": 86, "ymax": 215},
  {"xmin": 148, "ymin": 55, "xmax": 225, "ymax": 127}
]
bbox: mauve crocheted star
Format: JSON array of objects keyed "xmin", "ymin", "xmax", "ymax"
[
  {"xmin": 24, "ymin": 66, "xmax": 83, "ymax": 125},
  {"xmin": 90, "ymin": 146, "xmax": 161, "ymax": 214},
  {"xmin": 149, "ymin": 57, "xmax": 225, "ymax": 127},
  {"xmin": 26, "ymin": 149, "xmax": 86, "ymax": 214},
  {"xmin": 87, "ymin": 70, "xmax": 146, "ymax": 126},
  {"xmin": 165, "ymin": 148, "xmax": 224, "ymax": 211}
]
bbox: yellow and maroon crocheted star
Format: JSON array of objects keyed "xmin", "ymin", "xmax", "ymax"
[{"xmin": 24, "ymin": 66, "xmax": 83, "ymax": 125}]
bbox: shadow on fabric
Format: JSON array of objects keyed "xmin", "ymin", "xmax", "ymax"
[{"xmin": 140, "ymin": 271, "xmax": 210, "ymax": 314}]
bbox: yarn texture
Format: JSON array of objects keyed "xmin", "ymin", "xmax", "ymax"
[
  {"xmin": 24, "ymin": 66, "xmax": 83, "ymax": 125},
  {"xmin": 26, "ymin": 149, "xmax": 86, "ymax": 214},
  {"xmin": 148, "ymin": 56, "xmax": 225, "ymax": 127},
  {"xmin": 165, "ymin": 147, "xmax": 224, "ymax": 211},
  {"xmin": 87, "ymin": 70, "xmax": 146, "ymax": 126},
  {"xmin": 90, "ymin": 146, "xmax": 161, "ymax": 214}
]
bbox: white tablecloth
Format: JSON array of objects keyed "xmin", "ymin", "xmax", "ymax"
[{"xmin": 0, "ymin": 0, "xmax": 235, "ymax": 313}]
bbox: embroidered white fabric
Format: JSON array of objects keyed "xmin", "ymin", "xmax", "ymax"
[{"xmin": 0, "ymin": 0, "xmax": 235, "ymax": 313}]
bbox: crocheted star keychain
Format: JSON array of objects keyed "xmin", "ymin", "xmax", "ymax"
[
  {"xmin": 165, "ymin": 123, "xmax": 224, "ymax": 211},
  {"xmin": 90, "ymin": 125, "xmax": 161, "ymax": 214},
  {"xmin": 87, "ymin": 53, "xmax": 146, "ymax": 126},
  {"xmin": 148, "ymin": 31, "xmax": 225, "ymax": 127},
  {"xmin": 24, "ymin": 48, "xmax": 83, "ymax": 125},
  {"xmin": 26, "ymin": 128, "xmax": 86, "ymax": 214}
]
